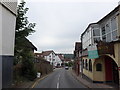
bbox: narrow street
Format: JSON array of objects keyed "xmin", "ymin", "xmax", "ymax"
[{"xmin": 34, "ymin": 68, "xmax": 86, "ymax": 88}]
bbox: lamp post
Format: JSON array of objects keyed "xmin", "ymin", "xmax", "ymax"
[{"xmin": 0, "ymin": 1, "xmax": 17, "ymax": 89}]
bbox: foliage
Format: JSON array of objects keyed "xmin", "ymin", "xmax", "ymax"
[
  {"xmin": 68, "ymin": 61, "xmax": 74, "ymax": 67},
  {"xmin": 21, "ymin": 49, "xmax": 37, "ymax": 81},
  {"xmin": 14, "ymin": 0, "xmax": 37, "ymax": 81},
  {"xmin": 65, "ymin": 61, "xmax": 74, "ymax": 67}
]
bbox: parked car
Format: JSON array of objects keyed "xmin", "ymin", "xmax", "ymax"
[{"xmin": 65, "ymin": 66, "xmax": 69, "ymax": 70}]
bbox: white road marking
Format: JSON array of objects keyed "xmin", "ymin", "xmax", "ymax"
[
  {"xmin": 57, "ymin": 82, "xmax": 59, "ymax": 88},
  {"xmin": 57, "ymin": 75, "xmax": 61, "ymax": 88},
  {"xmin": 58, "ymin": 75, "xmax": 60, "ymax": 81}
]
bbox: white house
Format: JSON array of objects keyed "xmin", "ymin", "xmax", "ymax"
[
  {"xmin": 0, "ymin": 0, "xmax": 17, "ymax": 89},
  {"xmin": 35, "ymin": 51, "xmax": 64, "ymax": 67},
  {"xmin": 42, "ymin": 50, "xmax": 56, "ymax": 65},
  {"xmin": 53, "ymin": 54, "xmax": 62, "ymax": 67}
]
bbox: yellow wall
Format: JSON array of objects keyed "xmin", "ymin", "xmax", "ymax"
[
  {"xmin": 82, "ymin": 57, "xmax": 106, "ymax": 82},
  {"xmin": 82, "ymin": 7, "xmax": 120, "ymax": 82},
  {"xmin": 93, "ymin": 58, "xmax": 106, "ymax": 82},
  {"xmin": 114, "ymin": 43, "xmax": 120, "ymax": 66},
  {"xmin": 82, "ymin": 57, "xmax": 94, "ymax": 81}
]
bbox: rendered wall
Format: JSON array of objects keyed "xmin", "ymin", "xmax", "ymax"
[
  {"xmin": 93, "ymin": 58, "xmax": 105, "ymax": 82},
  {"xmin": 0, "ymin": 1, "xmax": 17, "ymax": 89},
  {"xmin": 82, "ymin": 57, "xmax": 93, "ymax": 81}
]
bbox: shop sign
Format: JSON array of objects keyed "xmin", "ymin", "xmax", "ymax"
[{"xmin": 88, "ymin": 44, "xmax": 99, "ymax": 59}]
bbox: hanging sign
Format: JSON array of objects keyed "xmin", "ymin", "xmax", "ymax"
[{"xmin": 87, "ymin": 44, "xmax": 99, "ymax": 59}]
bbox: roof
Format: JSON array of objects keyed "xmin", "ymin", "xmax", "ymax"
[
  {"xmin": 58, "ymin": 54, "xmax": 64, "ymax": 60},
  {"xmin": 35, "ymin": 53, "xmax": 42, "ymax": 56},
  {"xmin": 42, "ymin": 50, "xmax": 55, "ymax": 56},
  {"xmin": 20, "ymin": 37, "xmax": 37, "ymax": 51},
  {"xmin": 75, "ymin": 42, "xmax": 82, "ymax": 50}
]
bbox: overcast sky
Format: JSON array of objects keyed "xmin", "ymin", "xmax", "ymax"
[{"xmin": 23, "ymin": 0, "xmax": 120, "ymax": 54}]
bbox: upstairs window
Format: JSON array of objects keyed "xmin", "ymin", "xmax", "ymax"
[
  {"xmin": 112, "ymin": 30, "xmax": 117, "ymax": 41},
  {"xmin": 111, "ymin": 17, "xmax": 117, "ymax": 31},
  {"xmin": 105, "ymin": 22, "xmax": 111, "ymax": 33},
  {"xmin": 93, "ymin": 29, "xmax": 100, "ymax": 36},
  {"xmin": 102, "ymin": 35, "xmax": 106, "ymax": 42},
  {"xmin": 102, "ymin": 26, "xmax": 106, "ymax": 35}
]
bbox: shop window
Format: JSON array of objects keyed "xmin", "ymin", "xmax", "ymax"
[
  {"xmin": 89, "ymin": 59, "xmax": 92, "ymax": 72},
  {"xmin": 96, "ymin": 63, "xmax": 102, "ymax": 71}
]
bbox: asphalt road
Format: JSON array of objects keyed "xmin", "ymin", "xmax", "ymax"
[{"xmin": 34, "ymin": 68, "xmax": 86, "ymax": 88}]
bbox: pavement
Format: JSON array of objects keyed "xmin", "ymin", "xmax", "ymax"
[{"xmin": 70, "ymin": 68, "xmax": 119, "ymax": 89}]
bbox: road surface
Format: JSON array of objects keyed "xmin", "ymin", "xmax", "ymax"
[{"xmin": 34, "ymin": 68, "xmax": 86, "ymax": 88}]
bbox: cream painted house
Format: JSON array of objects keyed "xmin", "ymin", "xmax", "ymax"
[{"xmin": 81, "ymin": 4, "xmax": 120, "ymax": 86}]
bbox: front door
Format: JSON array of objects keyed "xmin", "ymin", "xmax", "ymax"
[{"xmin": 112, "ymin": 61, "xmax": 119, "ymax": 85}]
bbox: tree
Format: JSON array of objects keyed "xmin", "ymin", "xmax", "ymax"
[{"xmin": 14, "ymin": 1, "xmax": 37, "ymax": 81}]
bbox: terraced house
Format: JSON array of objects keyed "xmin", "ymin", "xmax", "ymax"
[{"xmin": 81, "ymin": 4, "xmax": 120, "ymax": 86}]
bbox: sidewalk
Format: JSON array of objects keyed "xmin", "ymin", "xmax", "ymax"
[{"xmin": 70, "ymin": 69, "xmax": 118, "ymax": 89}]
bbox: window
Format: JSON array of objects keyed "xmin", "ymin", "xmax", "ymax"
[
  {"xmin": 102, "ymin": 26, "xmax": 106, "ymax": 35},
  {"xmin": 102, "ymin": 35, "xmax": 106, "ymax": 42},
  {"xmin": 96, "ymin": 63, "xmax": 102, "ymax": 71},
  {"xmin": 111, "ymin": 17, "xmax": 117, "ymax": 31},
  {"xmin": 94, "ymin": 37, "xmax": 100, "ymax": 43},
  {"xmin": 89, "ymin": 59, "xmax": 92, "ymax": 72},
  {"xmin": 112, "ymin": 30, "xmax": 117, "ymax": 40},
  {"xmin": 93, "ymin": 29, "xmax": 100, "ymax": 36},
  {"xmin": 83, "ymin": 59, "xmax": 84, "ymax": 68},
  {"xmin": 106, "ymin": 22, "xmax": 110, "ymax": 33},
  {"xmin": 85, "ymin": 59, "xmax": 88, "ymax": 70},
  {"xmin": 106, "ymin": 33, "xmax": 112, "ymax": 42}
]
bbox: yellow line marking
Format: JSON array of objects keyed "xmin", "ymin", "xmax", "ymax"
[{"xmin": 31, "ymin": 74, "xmax": 51, "ymax": 88}]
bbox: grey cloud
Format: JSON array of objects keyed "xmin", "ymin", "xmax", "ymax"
[{"xmin": 27, "ymin": 2, "xmax": 118, "ymax": 53}]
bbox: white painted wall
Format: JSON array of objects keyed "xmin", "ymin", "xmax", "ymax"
[
  {"xmin": 54, "ymin": 55, "xmax": 62, "ymax": 66},
  {"xmin": 0, "ymin": 1, "xmax": 17, "ymax": 89},
  {"xmin": 44, "ymin": 52, "xmax": 56, "ymax": 65},
  {"xmin": 1, "ymin": 6, "xmax": 16, "ymax": 56}
]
